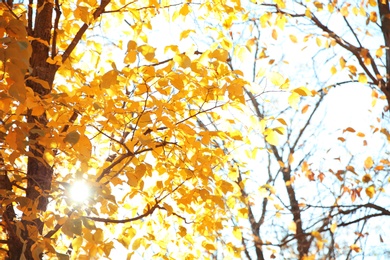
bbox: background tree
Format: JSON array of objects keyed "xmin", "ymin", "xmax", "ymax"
[
  {"xmin": 0, "ymin": 0, "xmax": 251, "ymax": 259},
  {"xmin": 201, "ymin": 0, "xmax": 390, "ymax": 259}
]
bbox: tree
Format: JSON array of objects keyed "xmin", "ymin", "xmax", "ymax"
[
  {"xmin": 2, "ymin": 0, "xmax": 390, "ymax": 259},
  {"xmin": 204, "ymin": 0, "xmax": 390, "ymax": 259},
  {"xmin": 0, "ymin": 0, "xmax": 250, "ymax": 259}
]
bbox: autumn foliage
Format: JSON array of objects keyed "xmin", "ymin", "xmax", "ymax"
[{"xmin": 1, "ymin": 0, "xmax": 390, "ymax": 259}]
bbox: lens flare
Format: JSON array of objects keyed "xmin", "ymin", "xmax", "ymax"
[{"xmin": 69, "ymin": 181, "xmax": 90, "ymax": 202}]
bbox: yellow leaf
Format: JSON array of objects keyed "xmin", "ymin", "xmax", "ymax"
[
  {"xmin": 311, "ymin": 230, "xmax": 322, "ymax": 240},
  {"xmin": 93, "ymin": 229, "xmax": 104, "ymax": 243},
  {"xmin": 246, "ymin": 37, "xmax": 257, "ymax": 50},
  {"xmin": 132, "ymin": 238, "xmax": 142, "ymax": 250},
  {"xmin": 124, "ymin": 51, "xmax": 137, "ymax": 64},
  {"xmin": 272, "ymin": 29, "xmax": 278, "ymax": 40},
  {"xmin": 264, "ymin": 128, "xmax": 279, "ymax": 146},
  {"xmin": 273, "ymin": 127, "xmax": 285, "ymax": 135},
  {"xmin": 289, "ymin": 34, "xmax": 298, "ymax": 43},
  {"xmin": 364, "ymin": 156, "xmax": 373, "ymax": 169},
  {"xmin": 179, "ymin": 3, "xmax": 190, "ymax": 17},
  {"xmin": 330, "ymin": 66, "xmax": 337, "ymax": 75},
  {"xmin": 221, "ymin": 37, "xmax": 233, "ymax": 49},
  {"xmin": 127, "ymin": 165, "xmax": 145, "ymax": 187},
  {"xmin": 233, "ymin": 227, "xmax": 242, "ymax": 241},
  {"xmin": 127, "ymin": 40, "xmax": 137, "ymax": 51},
  {"xmin": 288, "ymin": 221, "xmax": 297, "ymax": 234},
  {"xmin": 340, "ymin": 57, "xmax": 346, "ymax": 68},
  {"xmin": 180, "ymin": 29, "xmax": 195, "ymax": 40},
  {"xmin": 313, "ymin": 1, "xmax": 323, "ymax": 10},
  {"xmin": 366, "ymin": 185, "xmax": 376, "ymax": 198},
  {"xmin": 277, "ymin": 118, "xmax": 287, "ymax": 125},
  {"xmin": 348, "ymin": 65, "xmax": 357, "ymax": 75},
  {"xmin": 368, "ymin": 0, "xmax": 377, "ymax": 6},
  {"xmin": 135, "ymin": 163, "xmax": 146, "ymax": 177},
  {"xmin": 330, "ymin": 222, "xmax": 337, "ymax": 233},
  {"xmin": 101, "ymin": 70, "xmax": 118, "ymax": 88},
  {"xmin": 164, "ymin": 45, "xmax": 179, "ymax": 54},
  {"xmin": 350, "ymin": 244, "xmax": 361, "ymax": 253},
  {"xmin": 328, "ymin": 3, "xmax": 334, "ymax": 12},
  {"xmin": 316, "ymin": 37, "xmax": 322, "ymax": 47},
  {"xmin": 340, "ymin": 5, "xmax": 349, "ymax": 16},
  {"xmin": 211, "ymin": 49, "xmax": 229, "ymax": 62},
  {"xmin": 376, "ymin": 47, "xmax": 383, "ymax": 58},
  {"xmin": 202, "ymin": 241, "xmax": 216, "ymax": 251},
  {"xmin": 267, "ymin": 72, "xmax": 285, "ymax": 86},
  {"xmin": 72, "ymin": 236, "xmax": 83, "ymax": 252},
  {"xmin": 293, "ymin": 86, "xmax": 312, "ymax": 96},
  {"xmin": 288, "ymin": 92, "xmax": 300, "ymax": 110},
  {"xmin": 137, "ymin": 45, "xmax": 156, "ymax": 61},
  {"xmin": 173, "ymin": 53, "xmax": 191, "ymax": 68},
  {"xmin": 358, "ymin": 73, "xmax": 368, "ymax": 84}
]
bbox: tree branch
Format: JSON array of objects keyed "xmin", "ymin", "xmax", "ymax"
[
  {"xmin": 51, "ymin": 0, "xmax": 61, "ymax": 59},
  {"xmin": 88, "ymin": 179, "xmax": 189, "ymax": 223},
  {"xmin": 61, "ymin": 0, "xmax": 111, "ymax": 63}
]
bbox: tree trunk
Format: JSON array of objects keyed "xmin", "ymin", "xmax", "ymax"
[
  {"xmin": 5, "ymin": 1, "xmax": 58, "ymax": 258},
  {"xmin": 282, "ymin": 166, "xmax": 310, "ymax": 259}
]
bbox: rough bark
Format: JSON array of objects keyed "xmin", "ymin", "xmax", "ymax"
[
  {"xmin": 4, "ymin": 0, "xmax": 111, "ymax": 258},
  {"xmin": 281, "ymin": 166, "xmax": 310, "ymax": 258},
  {"xmin": 0, "ymin": 164, "xmax": 21, "ymax": 260},
  {"xmin": 23, "ymin": 1, "xmax": 56, "ymax": 259},
  {"xmin": 378, "ymin": 0, "xmax": 390, "ymax": 105}
]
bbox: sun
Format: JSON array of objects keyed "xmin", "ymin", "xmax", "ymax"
[{"xmin": 69, "ymin": 180, "xmax": 91, "ymax": 202}]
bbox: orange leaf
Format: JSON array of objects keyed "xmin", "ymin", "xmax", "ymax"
[
  {"xmin": 356, "ymin": 132, "xmax": 365, "ymax": 137},
  {"xmin": 343, "ymin": 127, "xmax": 355, "ymax": 133},
  {"xmin": 301, "ymin": 104, "xmax": 309, "ymax": 114},
  {"xmin": 272, "ymin": 29, "xmax": 278, "ymax": 40}
]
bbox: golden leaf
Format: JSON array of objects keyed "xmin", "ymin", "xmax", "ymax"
[
  {"xmin": 288, "ymin": 92, "xmax": 300, "ymax": 110},
  {"xmin": 330, "ymin": 222, "xmax": 337, "ymax": 233},
  {"xmin": 365, "ymin": 185, "xmax": 376, "ymax": 198},
  {"xmin": 173, "ymin": 53, "xmax": 191, "ymax": 68},
  {"xmin": 289, "ymin": 34, "xmax": 298, "ymax": 43},
  {"xmin": 370, "ymin": 11, "xmax": 377, "ymax": 22},
  {"xmin": 180, "ymin": 29, "xmax": 195, "ymax": 40},
  {"xmin": 277, "ymin": 118, "xmax": 287, "ymax": 125},
  {"xmin": 358, "ymin": 73, "xmax": 368, "ymax": 84},
  {"xmin": 264, "ymin": 128, "xmax": 279, "ymax": 146},
  {"xmin": 288, "ymin": 222, "xmax": 297, "ymax": 234},
  {"xmin": 272, "ymin": 29, "xmax": 278, "ymax": 40},
  {"xmin": 330, "ymin": 66, "xmax": 337, "ymax": 75},
  {"xmin": 364, "ymin": 156, "xmax": 374, "ymax": 169},
  {"xmin": 293, "ymin": 87, "xmax": 312, "ymax": 96},
  {"xmin": 267, "ymin": 72, "xmax": 285, "ymax": 86},
  {"xmin": 376, "ymin": 47, "xmax": 383, "ymax": 58}
]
